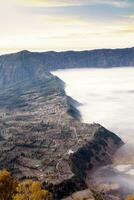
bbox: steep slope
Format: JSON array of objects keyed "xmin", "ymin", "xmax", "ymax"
[
  {"xmin": 0, "ymin": 74, "xmax": 123, "ymax": 181},
  {"xmin": 0, "ymin": 47, "xmax": 134, "ymax": 88},
  {"xmin": 0, "ymin": 53, "xmax": 124, "ymax": 199}
]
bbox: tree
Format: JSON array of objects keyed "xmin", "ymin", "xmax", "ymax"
[
  {"xmin": 126, "ymin": 195, "xmax": 134, "ymax": 200},
  {"xmin": 0, "ymin": 169, "xmax": 51, "ymax": 200},
  {"xmin": 13, "ymin": 180, "xmax": 50, "ymax": 200},
  {"xmin": 0, "ymin": 169, "xmax": 17, "ymax": 200}
]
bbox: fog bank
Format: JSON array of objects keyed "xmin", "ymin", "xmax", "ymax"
[
  {"xmin": 53, "ymin": 67, "xmax": 134, "ymax": 143},
  {"xmin": 53, "ymin": 67, "xmax": 134, "ymax": 196}
]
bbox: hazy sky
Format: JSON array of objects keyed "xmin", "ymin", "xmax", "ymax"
[{"xmin": 0, "ymin": 0, "xmax": 134, "ymax": 53}]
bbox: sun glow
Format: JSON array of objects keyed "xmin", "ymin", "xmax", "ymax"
[{"xmin": 0, "ymin": 0, "xmax": 134, "ymax": 53}]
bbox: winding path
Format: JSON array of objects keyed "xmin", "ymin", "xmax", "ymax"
[{"xmin": 56, "ymin": 126, "xmax": 80, "ymax": 176}]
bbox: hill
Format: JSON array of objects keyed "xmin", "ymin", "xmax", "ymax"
[
  {"xmin": 0, "ymin": 49, "xmax": 124, "ymax": 199},
  {"xmin": 0, "ymin": 47, "xmax": 134, "ymax": 88}
]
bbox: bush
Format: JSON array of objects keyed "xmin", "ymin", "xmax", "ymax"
[
  {"xmin": 0, "ymin": 169, "xmax": 51, "ymax": 200},
  {"xmin": 0, "ymin": 169, "xmax": 17, "ymax": 200},
  {"xmin": 126, "ymin": 195, "xmax": 134, "ymax": 200},
  {"xmin": 13, "ymin": 180, "xmax": 49, "ymax": 200}
]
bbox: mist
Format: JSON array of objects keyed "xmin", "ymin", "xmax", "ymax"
[
  {"xmin": 52, "ymin": 67, "xmax": 134, "ymax": 197},
  {"xmin": 53, "ymin": 67, "xmax": 134, "ymax": 143}
]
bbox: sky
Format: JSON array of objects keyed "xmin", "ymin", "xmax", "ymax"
[{"xmin": 0, "ymin": 0, "xmax": 134, "ymax": 53}]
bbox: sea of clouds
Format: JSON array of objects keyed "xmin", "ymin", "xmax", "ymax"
[{"xmin": 53, "ymin": 67, "xmax": 134, "ymax": 194}]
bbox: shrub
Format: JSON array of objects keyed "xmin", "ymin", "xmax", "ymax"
[
  {"xmin": 126, "ymin": 195, "xmax": 134, "ymax": 200},
  {"xmin": 0, "ymin": 169, "xmax": 51, "ymax": 200}
]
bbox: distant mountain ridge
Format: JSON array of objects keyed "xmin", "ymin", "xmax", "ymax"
[{"xmin": 0, "ymin": 47, "xmax": 134, "ymax": 88}]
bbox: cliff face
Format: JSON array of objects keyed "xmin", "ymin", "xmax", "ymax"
[
  {"xmin": 48, "ymin": 125, "xmax": 123, "ymax": 199},
  {"xmin": 0, "ymin": 47, "xmax": 134, "ymax": 88},
  {"xmin": 69, "ymin": 126, "xmax": 123, "ymax": 180}
]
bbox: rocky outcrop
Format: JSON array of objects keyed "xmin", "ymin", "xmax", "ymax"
[
  {"xmin": 45, "ymin": 176, "xmax": 87, "ymax": 199},
  {"xmin": 69, "ymin": 126, "xmax": 123, "ymax": 180},
  {"xmin": 63, "ymin": 189, "xmax": 95, "ymax": 200},
  {"xmin": 45, "ymin": 126, "xmax": 123, "ymax": 199}
]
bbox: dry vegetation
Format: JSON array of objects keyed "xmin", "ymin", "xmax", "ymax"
[
  {"xmin": 126, "ymin": 195, "xmax": 134, "ymax": 200},
  {"xmin": 0, "ymin": 170, "xmax": 51, "ymax": 200}
]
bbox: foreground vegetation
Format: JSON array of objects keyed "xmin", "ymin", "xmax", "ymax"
[
  {"xmin": 0, "ymin": 170, "xmax": 51, "ymax": 200},
  {"xmin": 126, "ymin": 195, "xmax": 134, "ymax": 200},
  {"xmin": 0, "ymin": 169, "xmax": 133, "ymax": 200}
]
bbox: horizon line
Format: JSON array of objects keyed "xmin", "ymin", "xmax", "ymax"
[{"xmin": 0, "ymin": 46, "xmax": 134, "ymax": 56}]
